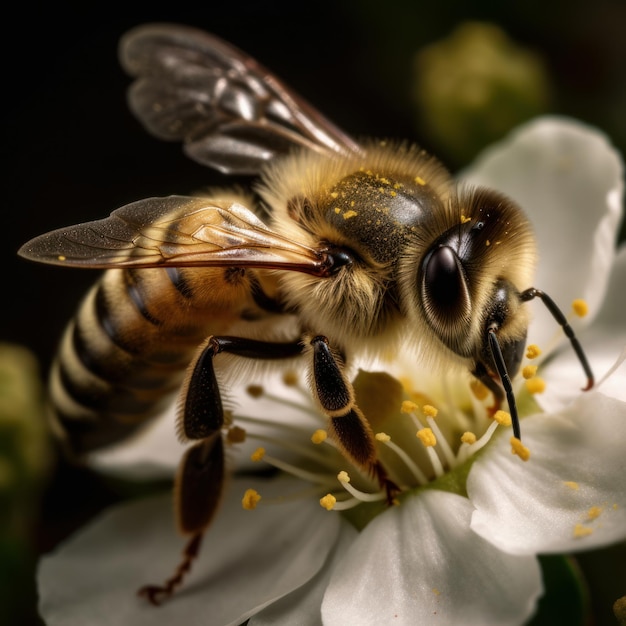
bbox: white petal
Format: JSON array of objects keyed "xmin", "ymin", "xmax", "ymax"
[
  {"xmin": 469, "ymin": 392, "xmax": 626, "ymax": 555},
  {"xmin": 539, "ymin": 245, "xmax": 626, "ymax": 411},
  {"xmin": 39, "ymin": 476, "xmax": 340, "ymax": 626},
  {"xmin": 321, "ymin": 490, "xmax": 542, "ymax": 626},
  {"xmin": 463, "ymin": 116, "xmax": 624, "ymax": 350},
  {"xmin": 249, "ymin": 522, "xmax": 357, "ymax": 626}
]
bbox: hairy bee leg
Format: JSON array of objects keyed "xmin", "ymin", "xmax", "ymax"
[
  {"xmin": 139, "ymin": 335, "xmax": 303, "ymax": 604},
  {"xmin": 310, "ymin": 336, "xmax": 398, "ymax": 502}
]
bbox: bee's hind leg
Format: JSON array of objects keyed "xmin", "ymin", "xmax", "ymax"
[
  {"xmin": 309, "ymin": 335, "xmax": 398, "ymax": 503},
  {"xmin": 139, "ymin": 335, "xmax": 303, "ymax": 605}
]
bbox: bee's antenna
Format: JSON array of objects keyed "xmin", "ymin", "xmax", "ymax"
[
  {"xmin": 487, "ymin": 328, "xmax": 521, "ymax": 439},
  {"xmin": 520, "ymin": 288, "xmax": 594, "ymax": 391}
]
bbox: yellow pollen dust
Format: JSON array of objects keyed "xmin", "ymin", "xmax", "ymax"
[
  {"xmin": 573, "ymin": 523, "xmax": 593, "ymax": 538},
  {"xmin": 334, "ymin": 207, "xmax": 341, "ymax": 214},
  {"xmin": 522, "ymin": 365, "xmax": 538, "ymax": 379},
  {"xmin": 282, "ymin": 370, "xmax": 299, "ymax": 386},
  {"xmin": 320, "ymin": 494, "xmax": 337, "ymax": 511},
  {"xmin": 401, "ymin": 400, "xmax": 419, "ymax": 414},
  {"xmin": 526, "ymin": 344, "xmax": 542, "ymax": 359},
  {"xmin": 250, "ymin": 447, "xmax": 266, "ymax": 462},
  {"xmin": 423, "ymin": 404, "xmax": 438, "ymax": 418},
  {"xmin": 330, "ymin": 191, "xmax": 339, "ymax": 199},
  {"xmin": 563, "ymin": 481, "xmax": 580, "ymax": 490},
  {"xmin": 337, "ymin": 471, "xmax": 350, "ymax": 483},
  {"xmin": 572, "ymin": 299, "xmax": 589, "ymax": 317},
  {"xmin": 417, "ymin": 428, "xmax": 437, "ymax": 447},
  {"xmin": 375, "ymin": 432, "xmax": 391, "ymax": 442},
  {"xmin": 247, "ymin": 384, "xmax": 264, "ymax": 398},
  {"xmin": 242, "ymin": 489, "xmax": 261, "ymax": 510},
  {"xmin": 57, "ymin": 255, "xmax": 66, "ymax": 261},
  {"xmin": 510, "ymin": 437, "xmax": 530, "ymax": 461},
  {"xmin": 460, "ymin": 215, "xmax": 471, "ymax": 224},
  {"xmin": 343, "ymin": 210, "xmax": 358, "ymax": 220},
  {"xmin": 493, "ymin": 410, "xmax": 512, "ymax": 426},
  {"xmin": 587, "ymin": 505, "xmax": 603, "ymax": 521},
  {"xmin": 470, "ymin": 379, "xmax": 490, "ymax": 401},
  {"xmin": 311, "ymin": 429, "xmax": 328, "ymax": 444},
  {"xmin": 414, "ymin": 176, "xmax": 426, "ymax": 185},
  {"xmin": 227, "ymin": 425, "xmax": 246, "ymax": 444},
  {"xmin": 461, "ymin": 431, "xmax": 477, "ymax": 444},
  {"xmin": 526, "ymin": 377, "xmax": 546, "ymax": 394}
]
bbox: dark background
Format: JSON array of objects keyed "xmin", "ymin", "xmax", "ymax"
[{"xmin": 3, "ymin": 2, "xmax": 625, "ymax": 625}]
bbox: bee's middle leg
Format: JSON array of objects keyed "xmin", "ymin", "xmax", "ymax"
[
  {"xmin": 139, "ymin": 335, "xmax": 303, "ymax": 604},
  {"xmin": 309, "ymin": 335, "xmax": 397, "ymax": 501}
]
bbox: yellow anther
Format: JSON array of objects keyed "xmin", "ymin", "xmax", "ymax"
[
  {"xmin": 573, "ymin": 523, "xmax": 593, "ymax": 538},
  {"xmin": 587, "ymin": 506, "xmax": 603, "ymax": 521},
  {"xmin": 461, "ymin": 431, "xmax": 477, "ymax": 444},
  {"xmin": 526, "ymin": 344, "xmax": 542, "ymax": 359},
  {"xmin": 493, "ymin": 410, "xmax": 512, "ymax": 426},
  {"xmin": 470, "ymin": 379, "xmax": 490, "ymax": 401},
  {"xmin": 247, "ymin": 384, "xmax": 264, "ymax": 398},
  {"xmin": 250, "ymin": 447, "xmax": 266, "ymax": 462},
  {"xmin": 401, "ymin": 400, "xmax": 419, "ymax": 414},
  {"xmin": 375, "ymin": 432, "xmax": 391, "ymax": 442},
  {"xmin": 337, "ymin": 471, "xmax": 350, "ymax": 483},
  {"xmin": 563, "ymin": 481, "xmax": 579, "ymax": 490},
  {"xmin": 311, "ymin": 429, "xmax": 328, "ymax": 444},
  {"xmin": 572, "ymin": 299, "xmax": 589, "ymax": 317},
  {"xmin": 460, "ymin": 215, "xmax": 471, "ymax": 224},
  {"xmin": 522, "ymin": 365, "xmax": 538, "ymax": 379},
  {"xmin": 242, "ymin": 489, "xmax": 261, "ymax": 510},
  {"xmin": 282, "ymin": 371, "xmax": 299, "ymax": 386},
  {"xmin": 226, "ymin": 425, "xmax": 246, "ymax": 444},
  {"xmin": 423, "ymin": 404, "xmax": 438, "ymax": 418},
  {"xmin": 510, "ymin": 437, "xmax": 530, "ymax": 461},
  {"xmin": 414, "ymin": 176, "xmax": 426, "ymax": 185},
  {"xmin": 320, "ymin": 494, "xmax": 337, "ymax": 511},
  {"xmin": 417, "ymin": 428, "xmax": 437, "ymax": 447},
  {"xmin": 525, "ymin": 377, "xmax": 546, "ymax": 394}
]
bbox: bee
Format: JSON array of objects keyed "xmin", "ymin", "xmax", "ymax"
[{"xmin": 19, "ymin": 23, "xmax": 593, "ymax": 604}]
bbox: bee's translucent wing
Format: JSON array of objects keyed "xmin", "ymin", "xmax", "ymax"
[
  {"xmin": 18, "ymin": 195, "xmax": 331, "ymax": 275},
  {"xmin": 119, "ymin": 23, "xmax": 363, "ymax": 175}
]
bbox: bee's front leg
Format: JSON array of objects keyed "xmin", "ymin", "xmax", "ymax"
[
  {"xmin": 139, "ymin": 335, "xmax": 302, "ymax": 605},
  {"xmin": 309, "ymin": 335, "xmax": 397, "ymax": 502}
]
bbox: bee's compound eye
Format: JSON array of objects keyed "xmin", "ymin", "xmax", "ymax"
[{"xmin": 423, "ymin": 246, "xmax": 468, "ymax": 318}]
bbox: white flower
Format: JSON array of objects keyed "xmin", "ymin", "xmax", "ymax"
[{"xmin": 38, "ymin": 117, "xmax": 626, "ymax": 626}]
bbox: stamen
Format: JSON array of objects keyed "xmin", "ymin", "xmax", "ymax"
[
  {"xmin": 227, "ymin": 425, "xmax": 246, "ymax": 443},
  {"xmin": 493, "ymin": 410, "xmax": 512, "ymax": 427},
  {"xmin": 466, "ymin": 420, "xmax": 499, "ymax": 455},
  {"xmin": 572, "ymin": 299, "xmax": 589, "ymax": 317},
  {"xmin": 461, "ymin": 432, "xmax": 477, "ymax": 444},
  {"xmin": 242, "ymin": 489, "xmax": 261, "ymax": 510},
  {"xmin": 376, "ymin": 432, "xmax": 428, "ymax": 485},
  {"xmin": 425, "ymin": 415, "xmax": 456, "ymax": 467},
  {"xmin": 251, "ymin": 447, "xmax": 265, "ymax": 462},
  {"xmin": 526, "ymin": 344, "xmax": 542, "ymax": 359},
  {"xmin": 416, "ymin": 428, "xmax": 444, "ymax": 477},
  {"xmin": 337, "ymin": 471, "xmax": 386, "ymax": 502},
  {"xmin": 247, "ymin": 384, "xmax": 264, "ymax": 398},
  {"xmin": 510, "ymin": 436, "xmax": 531, "ymax": 461},
  {"xmin": 457, "ymin": 431, "xmax": 477, "ymax": 463},
  {"xmin": 522, "ymin": 365, "xmax": 538, "ymax": 379},
  {"xmin": 525, "ymin": 377, "xmax": 546, "ymax": 394},
  {"xmin": 470, "ymin": 379, "xmax": 490, "ymax": 401},
  {"xmin": 320, "ymin": 494, "xmax": 337, "ymax": 511},
  {"xmin": 423, "ymin": 405, "xmax": 438, "ymax": 418},
  {"xmin": 253, "ymin": 448, "xmax": 335, "ymax": 485},
  {"xmin": 401, "ymin": 400, "xmax": 419, "ymax": 414}
]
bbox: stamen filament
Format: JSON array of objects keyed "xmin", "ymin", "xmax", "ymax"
[
  {"xmin": 338, "ymin": 472, "xmax": 387, "ymax": 502},
  {"xmin": 377, "ymin": 436, "xmax": 428, "ymax": 485},
  {"xmin": 466, "ymin": 420, "xmax": 499, "ymax": 455},
  {"xmin": 256, "ymin": 451, "xmax": 335, "ymax": 485},
  {"xmin": 426, "ymin": 417, "xmax": 455, "ymax": 468}
]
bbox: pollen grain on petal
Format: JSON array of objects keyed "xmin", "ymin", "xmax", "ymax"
[
  {"xmin": 417, "ymin": 427, "xmax": 437, "ymax": 447},
  {"xmin": 587, "ymin": 505, "xmax": 603, "ymax": 521},
  {"xmin": 242, "ymin": 488, "xmax": 261, "ymax": 510},
  {"xmin": 320, "ymin": 494, "xmax": 337, "ymax": 511},
  {"xmin": 247, "ymin": 384, "xmax": 264, "ymax": 398},
  {"xmin": 563, "ymin": 481, "xmax": 580, "ymax": 490},
  {"xmin": 573, "ymin": 523, "xmax": 593, "ymax": 538},
  {"xmin": 311, "ymin": 429, "xmax": 328, "ymax": 444},
  {"xmin": 525, "ymin": 377, "xmax": 546, "ymax": 394},
  {"xmin": 525, "ymin": 344, "xmax": 542, "ymax": 359},
  {"xmin": 572, "ymin": 299, "xmax": 589, "ymax": 317},
  {"xmin": 510, "ymin": 436, "xmax": 530, "ymax": 461},
  {"xmin": 251, "ymin": 447, "xmax": 266, "ymax": 462},
  {"xmin": 227, "ymin": 425, "xmax": 246, "ymax": 443}
]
